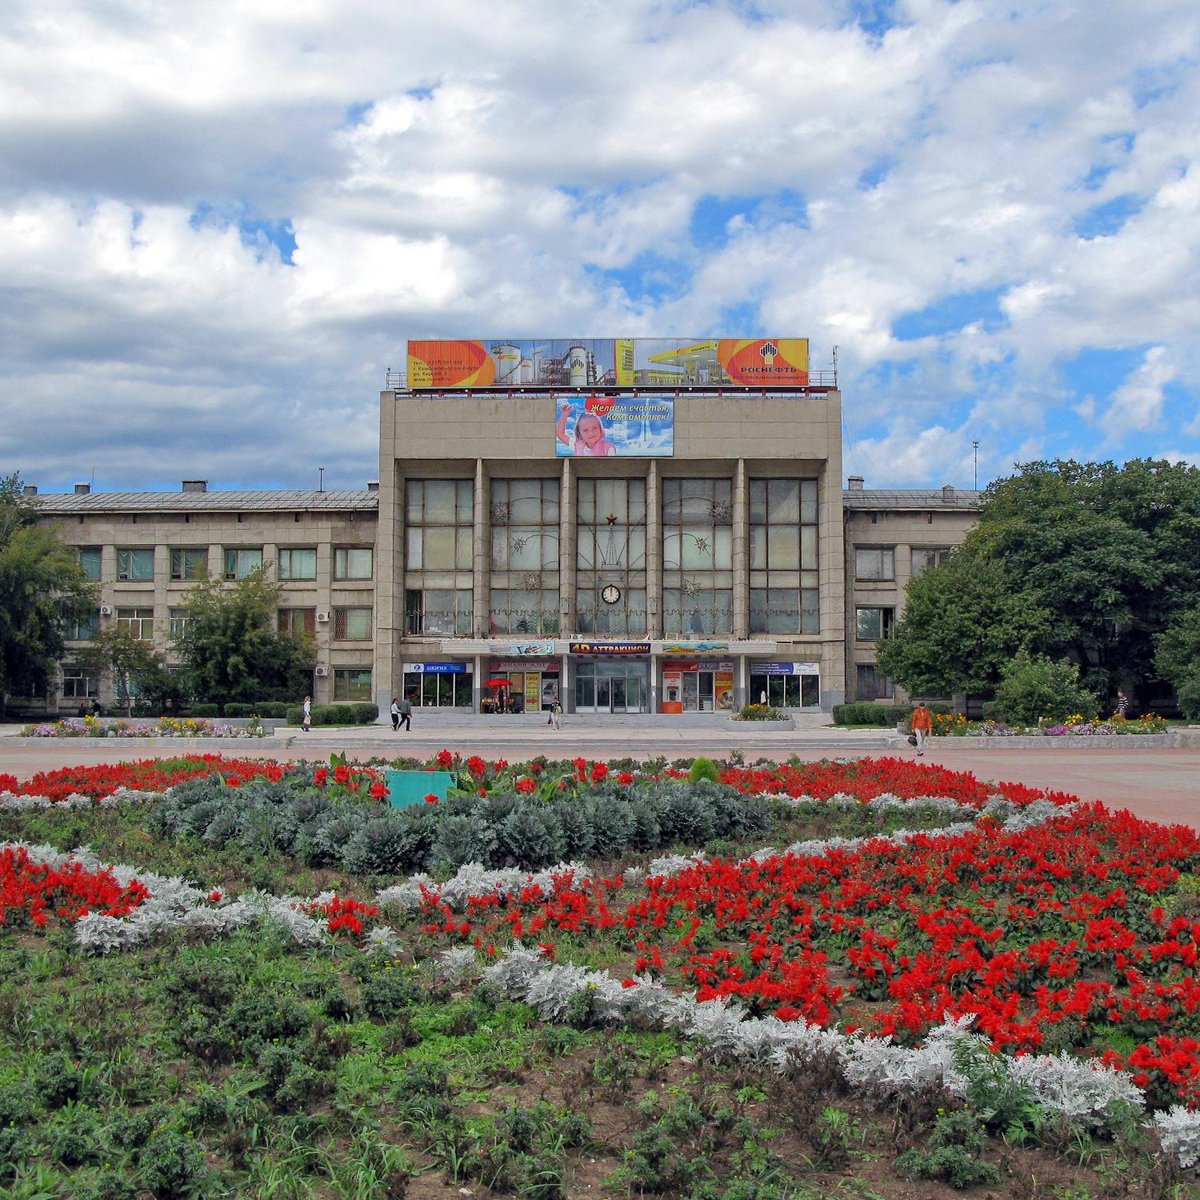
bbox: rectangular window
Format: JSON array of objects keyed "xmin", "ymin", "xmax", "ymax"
[
  {"xmin": 116, "ymin": 607, "xmax": 155, "ymax": 640},
  {"xmin": 749, "ymin": 479, "xmax": 819, "ymax": 635},
  {"xmin": 575, "ymin": 478, "xmax": 647, "ymax": 636},
  {"xmin": 77, "ymin": 548, "xmax": 102, "ymax": 581},
  {"xmin": 333, "ymin": 607, "xmax": 372, "ymax": 640},
  {"xmin": 856, "ymin": 664, "xmax": 894, "ymax": 700},
  {"xmin": 168, "ymin": 607, "xmax": 189, "ymax": 639},
  {"xmin": 855, "ymin": 607, "xmax": 894, "ymax": 641},
  {"xmin": 223, "ymin": 547, "xmax": 263, "ymax": 579},
  {"xmin": 333, "ymin": 547, "xmax": 373, "ymax": 580},
  {"xmin": 405, "ymin": 589, "xmax": 473, "ymax": 636},
  {"xmin": 333, "ymin": 668, "xmax": 372, "ymax": 702},
  {"xmin": 170, "ymin": 548, "xmax": 208, "ymax": 581},
  {"xmin": 855, "ymin": 547, "xmax": 895, "ymax": 580},
  {"xmin": 61, "ymin": 667, "xmax": 99, "ymax": 699},
  {"xmin": 279, "ymin": 608, "xmax": 316, "ymax": 636},
  {"xmin": 116, "ymin": 548, "xmax": 154, "ymax": 582},
  {"xmin": 912, "ymin": 547, "xmax": 953, "ymax": 574},
  {"xmin": 278, "ymin": 547, "xmax": 318, "ymax": 581},
  {"xmin": 662, "ymin": 478, "xmax": 734, "ymax": 635},
  {"xmin": 66, "ymin": 612, "xmax": 98, "ymax": 641}
]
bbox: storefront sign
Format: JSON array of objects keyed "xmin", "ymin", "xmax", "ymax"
[
  {"xmin": 402, "ymin": 661, "xmax": 468, "ymax": 674},
  {"xmin": 490, "ymin": 659, "xmax": 556, "ymax": 672},
  {"xmin": 569, "ymin": 641, "xmax": 651, "ymax": 656},
  {"xmin": 660, "ymin": 641, "xmax": 730, "ymax": 656},
  {"xmin": 662, "ymin": 660, "xmax": 735, "ymax": 672},
  {"xmin": 754, "ymin": 661, "xmax": 820, "ymax": 675},
  {"xmin": 488, "ymin": 641, "xmax": 556, "ymax": 657}
]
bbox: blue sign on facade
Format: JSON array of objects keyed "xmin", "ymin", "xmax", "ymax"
[{"xmin": 407, "ymin": 662, "xmax": 468, "ymax": 674}]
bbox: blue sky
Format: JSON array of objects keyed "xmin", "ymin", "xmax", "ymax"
[{"xmin": 0, "ymin": 0, "xmax": 1197, "ymax": 495}]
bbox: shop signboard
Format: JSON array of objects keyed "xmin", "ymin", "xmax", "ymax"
[
  {"xmin": 406, "ymin": 338, "xmax": 809, "ymax": 390},
  {"xmin": 488, "ymin": 640, "xmax": 556, "ymax": 656},
  {"xmin": 659, "ymin": 641, "xmax": 730, "ymax": 656},
  {"xmin": 402, "ymin": 661, "xmax": 468, "ymax": 674},
  {"xmin": 490, "ymin": 660, "xmax": 556, "ymax": 672},
  {"xmin": 569, "ymin": 641, "xmax": 651, "ymax": 656},
  {"xmin": 754, "ymin": 661, "xmax": 820, "ymax": 674}
]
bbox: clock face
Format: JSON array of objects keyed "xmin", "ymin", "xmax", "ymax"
[{"xmin": 601, "ymin": 584, "xmax": 621, "ymax": 604}]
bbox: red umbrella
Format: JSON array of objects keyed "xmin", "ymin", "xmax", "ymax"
[{"xmin": 485, "ymin": 678, "xmax": 510, "ymax": 688}]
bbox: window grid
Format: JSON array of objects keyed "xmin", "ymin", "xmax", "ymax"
[
  {"xmin": 223, "ymin": 547, "xmax": 263, "ymax": 580},
  {"xmin": 278, "ymin": 547, "xmax": 318, "ymax": 581},
  {"xmin": 117, "ymin": 548, "xmax": 154, "ymax": 582},
  {"xmin": 170, "ymin": 548, "xmax": 208, "ymax": 581},
  {"xmin": 749, "ymin": 479, "xmax": 819, "ymax": 634},
  {"xmin": 334, "ymin": 607, "xmax": 373, "ymax": 640},
  {"xmin": 662, "ymin": 478, "xmax": 733, "ymax": 636},
  {"xmin": 490, "ymin": 479, "xmax": 559, "ymax": 635},
  {"xmin": 116, "ymin": 607, "xmax": 155, "ymax": 640}
]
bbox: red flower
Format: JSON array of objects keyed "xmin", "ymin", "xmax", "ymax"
[
  {"xmin": 424, "ymin": 793, "xmax": 440, "ymax": 805},
  {"xmin": 516, "ymin": 777, "xmax": 536, "ymax": 794},
  {"xmin": 313, "ymin": 767, "xmax": 329, "ymax": 787},
  {"xmin": 333, "ymin": 764, "xmax": 351, "ymax": 784},
  {"xmin": 435, "ymin": 749, "xmax": 454, "ymax": 769},
  {"xmin": 370, "ymin": 781, "xmax": 388, "ymax": 801}
]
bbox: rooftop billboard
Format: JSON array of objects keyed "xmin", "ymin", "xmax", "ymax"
[
  {"xmin": 555, "ymin": 394, "xmax": 674, "ymax": 458},
  {"xmin": 406, "ymin": 338, "xmax": 809, "ymax": 390}
]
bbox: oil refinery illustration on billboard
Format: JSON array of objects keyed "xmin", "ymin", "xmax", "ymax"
[
  {"xmin": 406, "ymin": 338, "xmax": 809, "ymax": 390},
  {"xmin": 555, "ymin": 395, "xmax": 674, "ymax": 458}
]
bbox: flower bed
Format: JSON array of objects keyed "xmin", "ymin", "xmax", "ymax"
[
  {"xmin": 932, "ymin": 712, "xmax": 1169, "ymax": 737},
  {"xmin": 20, "ymin": 715, "xmax": 267, "ymax": 738},
  {"xmin": 5, "ymin": 751, "xmax": 1200, "ymax": 1178}
]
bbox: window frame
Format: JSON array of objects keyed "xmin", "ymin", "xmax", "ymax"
[
  {"xmin": 278, "ymin": 546, "xmax": 318, "ymax": 581},
  {"xmin": 170, "ymin": 547, "xmax": 209, "ymax": 582},
  {"xmin": 333, "ymin": 546, "xmax": 373, "ymax": 580},
  {"xmin": 855, "ymin": 546, "xmax": 895, "ymax": 581},
  {"xmin": 116, "ymin": 547, "xmax": 155, "ymax": 582},
  {"xmin": 855, "ymin": 606, "xmax": 895, "ymax": 641},
  {"xmin": 223, "ymin": 547, "xmax": 263, "ymax": 580}
]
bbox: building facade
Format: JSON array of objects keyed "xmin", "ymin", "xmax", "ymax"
[{"xmin": 25, "ymin": 340, "xmax": 982, "ymax": 716}]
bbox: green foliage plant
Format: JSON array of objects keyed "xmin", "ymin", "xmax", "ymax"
[
  {"xmin": 992, "ymin": 651, "xmax": 1100, "ymax": 726},
  {"xmin": 1156, "ymin": 603, "xmax": 1200, "ymax": 720},
  {"xmin": 688, "ymin": 756, "xmax": 720, "ymax": 783}
]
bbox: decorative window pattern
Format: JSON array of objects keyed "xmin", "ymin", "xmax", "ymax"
[
  {"xmin": 576, "ymin": 478, "xmax": 646, "ymax": 635},
  {"xmin": 662, "ymin": 478, "xmax": 733, "ymax": 635},
  {"xmin": 749, "ymin": 479, "xmax": 819, "ymax": 634},
  {"xmin": 490, "ymin": 478, "xmax": 559, "ymax": 635}
]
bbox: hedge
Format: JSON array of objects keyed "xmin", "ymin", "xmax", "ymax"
[
  {"xmin": 832, "ymin": 702, "xmax": 953, "ymax": 727},
  {"xmin": 190, "ymin": 703, "xmax": 220, "ymax": 718},
  {"xmin": 284, "ymin": 702, "xmax": 379, "ymax": 727},
  {"xmin": 222, "ymin": 701, "xmax": 290, "ymax": 719}
]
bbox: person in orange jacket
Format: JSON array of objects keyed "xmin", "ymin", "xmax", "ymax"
[{"xmin": 910, "ymin": 703, "xmax": 933, "ymax": 755}]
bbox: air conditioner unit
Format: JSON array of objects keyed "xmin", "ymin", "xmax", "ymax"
[
  {"xmin": 316, "ymin": 612, "xmax": 330, "ymax": 623},
  {"xmin": 314, "ymin": 665, "xmax": 329, "ymax": 677},
  {"xmin": 99, "ymin": 605, "xmax": 113, "ymax": 616}
]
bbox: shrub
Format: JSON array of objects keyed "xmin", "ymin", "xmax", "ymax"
[
  {"xmin": 992, "ymin": 652, "xmax": 1099, "ymax": 726},
  {"xmin": 222, "ymin": 703, "xmax": 256, "ymax": 718},
  {"xmin": 737, "ymin": 704, "xmax": 789, "ymax": 721},
  {"xmin": 689, "ymin": 757, "xmax": 720, "ymax": 783},
  {"xmin": 285, "ymin": 702, "xmax": 380, "ymax": 726},
  {"xmin": 832, "ymin": 702, "xmax": 952, "ymax": 727},
  {"xmin": 191, "ymin": 703, "xmax": 220, "ymax": 718}
]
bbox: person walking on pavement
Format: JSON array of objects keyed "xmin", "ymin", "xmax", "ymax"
[
  {"xmin": 390, "ymin": 698, "xmax": 400, "ymax": 731},
  {"xmin": 550, "ymin": 700, "xmax": 562, "ymax": 730},
  {"xmin": 909, "ymin": 702, "xmax": 933, "ymax": 756},
  {"xmin": 397, "ymin": 695, "xmax": 412, "ymax": 732},
  {"xmin": 301, "ymin": 695, "xmax": 312, "ymax": 733}
]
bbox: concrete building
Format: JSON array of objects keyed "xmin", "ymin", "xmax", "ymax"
[{"xmin": 24, "ymin": 340, "xmax": 982, "ymax": 717}]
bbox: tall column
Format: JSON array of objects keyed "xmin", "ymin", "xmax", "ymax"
[
  {"xmin": 559, "ymin": 458, "xmax": 575, "ymax": 637},
  {"xmin": 373, "ymin": 392, "xmax": 403, "ymax": 719},
  {"xmin": 473, "ymin": 459, "xmax": 489, "ymax": 637},
  {"xmin": 646, "ymin": 460, "xmax": 661, "ymax": 640},
  {"xmin": 733, "ymin": 458, "xmax": 749, "ymax": 639}
]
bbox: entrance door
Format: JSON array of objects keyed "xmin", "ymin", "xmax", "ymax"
[{"xmin": 595, "ymin": 677, "xmax": 611, "ymax": 711}]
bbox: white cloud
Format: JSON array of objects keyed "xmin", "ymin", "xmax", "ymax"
[{"xmin": 0, "ymin": 0, "xmax": 1198, "ymax": 491}]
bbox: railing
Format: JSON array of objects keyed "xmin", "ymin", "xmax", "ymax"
[{"xmin": 386, "ymin": 367, "xmax": 839, "ymax": 392}]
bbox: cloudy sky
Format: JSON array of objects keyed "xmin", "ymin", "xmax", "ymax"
[{"xmin": 2, "ymin": 0, "xmax": 1198, "ymax": 495}]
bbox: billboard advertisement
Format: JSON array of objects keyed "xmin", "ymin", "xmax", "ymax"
[
  {"xmin": 555, "ymin": 394, "xmax": 673, "ymax": 457},
  {"xmin": 406, "ymin": 338, "xmax": 809, "ymax": 390}
]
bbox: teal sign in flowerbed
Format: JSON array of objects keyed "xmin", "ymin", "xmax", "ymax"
[{"xmin": 383, "ymin": 769, "xmax": 454, "ymax": 807}]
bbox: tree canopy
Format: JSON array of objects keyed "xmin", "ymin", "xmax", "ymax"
[
  {"xmin": 0, "ymin": 473, "xmax": 97, "ymax": 708},
  {"xmin": 172, "ymin": 565, "xmax": 315, "ymax": 706},
  {"xmin": 879, "ymin": 458, "xmax": 1200, "ymax": 706}
]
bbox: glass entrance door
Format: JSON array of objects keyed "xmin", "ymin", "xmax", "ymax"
[{"xmin": 574, "ymin": 660, "xmax": 648, "ymax": 713}]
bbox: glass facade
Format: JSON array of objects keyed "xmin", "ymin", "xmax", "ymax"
[
  {"xmin": 576, "ymin": 478, "xmax": 646, "ymax": 635},
  {"xmin": 489, "ymin": 478, "xmax": 559, "ymax": 635},
  {"xmin": 662, "ymin": 479, "xmax": 733, "ymax": 635},
  {"xmin": 749, "ymin": 479, "xmax": 819, "ymax": 634}
]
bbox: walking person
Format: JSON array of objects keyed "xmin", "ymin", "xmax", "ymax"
[
  {"xmin": 301, "ymin": 695, "xmax": 312, "ymax": 733},
  {"xmin": 909, "ymin": 702, "xmax": 933, "ymax": 756},
  {"xmin": 397, "ymin": 695, "xmax": 412, "ymax": 732},
  {"xmin": 390, "ymin": 697, "xmax": 400, "ymax": 731},
  {"xmin": 550, "ymin": 699, "xmax": 562, "ymax": 730}
]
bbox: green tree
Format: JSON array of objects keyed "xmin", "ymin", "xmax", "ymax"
[
  {"xmin": 991, "ymin": 651, "xmax": 1100, "ymax": 725},
  {"xmin": 1155, "ymin": 604, "xmax": 1200, "ymax": 720},
  {"xmin": 173, "ymin": 565, "xmax": 315, "ymax": 707},
  {"xmin": 0, "ymin": 473, "xmax": 97, "ymax": 711},
  {"xmin": 969, "ymin": 459, "xmax": 1200, "ymax": 698},
  {"xmin": 74, "ymin": 625, "xmax": 183, "ymax": 717},
  {"xmin": 875, "ymin": 555, "xmax": 1051, "ymax": 697}
]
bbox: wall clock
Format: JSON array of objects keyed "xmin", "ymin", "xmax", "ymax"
[{"xmin": 601, "ymin": 584, "xmax": 621, "ymax": 604}]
